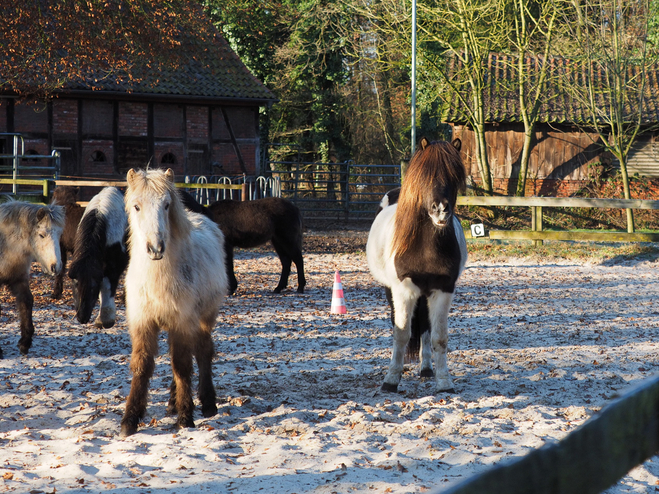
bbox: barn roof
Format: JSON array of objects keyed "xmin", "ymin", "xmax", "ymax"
[
  {"xmin": 440, "ymin": 53, "xmax": 659, "ymax": 125},
  {"xmin": 0, "ymin": 0, "xmax": 276, "ymax": 104}
]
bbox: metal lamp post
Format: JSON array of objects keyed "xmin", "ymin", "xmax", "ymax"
[{"xmin": 411, "ymin": 0, "xmax": 417, "ymax": 158}]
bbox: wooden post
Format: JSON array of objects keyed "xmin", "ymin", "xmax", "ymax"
[
  {"xmin": 241, "ymin": 183, "xmax": 247, "ymax": 202},
  {"xmin": 42, "ymin": 179, "xmax": 54, "ymax": 203},
  {"xmin": 442, "ymin": 376, "xmax": 659, "ymax": 494},
  {"xmin": 626, "ymin": 208, "xmax": 635, "ymax": 234},
  {"xmin": 531, "ymin": 206, "xmax": 543, "ymax": 247}
]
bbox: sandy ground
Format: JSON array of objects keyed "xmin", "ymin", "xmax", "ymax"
[{"xmin": 1, "ymin": 237, "xmax": 659, "ymax": 493}]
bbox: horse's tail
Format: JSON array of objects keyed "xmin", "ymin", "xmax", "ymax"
[
  {"xmin": 385, "ymin": 289, "xmax": 429, "ymax": 363},
  {"xmin": 406, "ymin": 296, "xmax": 429, "ymax": 363},
  {"xmin": 294, "ymin": 204, "xmax": 304, "ymax": 250}
]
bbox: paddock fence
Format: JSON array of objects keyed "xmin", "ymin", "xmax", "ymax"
[
  {"xmin": 459, "ymin": 195, "xmax": 659, "ymax": 244},
  {"xmin": 2, "ymin": 175, "xmax": 659, "ymax": 244},
  {"xmin": 267, "ymin": 160, "xmax": 402, "ymax": 221},
  {"xmin": 439, "ymin": 375, "xmax": 659, "ymax": 494},
  {"xmin": 0, "ymin": 178, "xmax": 248, "ymax": 206}
]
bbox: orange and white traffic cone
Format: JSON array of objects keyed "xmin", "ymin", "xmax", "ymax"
[{"xmin": 330, "ymin": 270, "xmax": 347, "ymax": 314}]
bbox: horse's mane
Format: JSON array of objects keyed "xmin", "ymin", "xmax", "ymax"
[
  {"xmin": 70, "ymin": 210, "xmax": 107, "ymax": 269},
  {"xmin": 0, "ymin": 200, "xmax": 65, "ymax": 231},
  {"xmin": 125, "ymin": 168, "xmax": 191, "ymax": 240},
  {"xmin": 392, "ymin": 139, "xmax": 466, "ymax": 257}
]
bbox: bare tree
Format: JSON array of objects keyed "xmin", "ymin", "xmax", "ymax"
[
  {"xmin": 507, "ymin": 0, "xmax": 558, "ymax": 196},
  {"xmin": 418, "ymin": 0, "xmax": 509, "ymax": 194},
  {"xmin": 559, "ymin": 0, "xmax": 658, "ymax": 231}
]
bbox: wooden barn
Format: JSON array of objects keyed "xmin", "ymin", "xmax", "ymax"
[
  {"xmin": 441, "ymin": 53, "xmax": 659, "ymax": 196},
  {"xmin": 0, "ymin": 2, "xmax": 275, "ymax": 186}
]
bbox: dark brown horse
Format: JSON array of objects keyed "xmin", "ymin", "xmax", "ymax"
[
  {"xmin": 180, "ymin": 192, "xmax": 306, "ymax": 295},
  {"xmin": 50, "ymin": 186, "xmax": 84, "ymax": 299},
  {"xmin": 366, "ymin": 138, "xmax": 467, "ymax": 393}
]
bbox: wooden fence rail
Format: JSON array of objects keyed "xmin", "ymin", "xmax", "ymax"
[
  {"xmin": 439, "ymin": 375, "xmax": 659, "ymax": 494},
  {"xmin": 0, "ymin": 178, "xmax": 247, "ymax": 202},
  {"xmin": 458, "ymin": 196, "xmax": 659, "ymax": 243}
]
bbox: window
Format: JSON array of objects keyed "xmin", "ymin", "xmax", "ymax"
[
  {"xmin": 91, "ymin": 150, "xmax": 106, "ymax": 163},
  {"xmin": 161, "ymin": 152, "xmax": 177, "ymax": 165}
]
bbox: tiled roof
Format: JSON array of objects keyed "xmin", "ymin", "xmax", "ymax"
[
  {"xmin": 440, "ymin": 53, "xmax": 659, "ymax": 125},
  {"xmin": 1, "ymin": 3, "xmax": 275, "ymax": 103},
  {"xmin": 63, "ymin": 33, "xmax": 275, "ymax": 102}
]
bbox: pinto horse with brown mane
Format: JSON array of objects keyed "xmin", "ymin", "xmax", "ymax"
[{"xmin": 367, "ymin": 138, "xmax": 467, "ymax": 394}]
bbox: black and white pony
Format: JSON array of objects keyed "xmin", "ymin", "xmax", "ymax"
[
  {"xmin": 0, "ymin": 201, "xmax": 64, "ymax": 357},
  {"xmin": 67, "ymin": 187, "xmax": 129, "ymax": 328},
  {"xmin": 367, "ymin": 138, "xmax": 467, "ymax": 393},
  {"xmin": 180, "ymin": 192, "xmax": 305, "ymax": 295},
  {"xmin": 121, "ymin": 168, "xmax": 228, "ymax": 437}
]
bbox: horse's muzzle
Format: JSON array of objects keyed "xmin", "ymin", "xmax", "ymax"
[
  {"xmin": 147, "ymin": 240, "xmax": 165, "ymax": 260},
  {"xmin": 47, "ymin": 262, "xmax": 62, "ymax": 276},
  {"xmin": 429, "ymin": 213, "xmax": 451, "ymax": 228}
]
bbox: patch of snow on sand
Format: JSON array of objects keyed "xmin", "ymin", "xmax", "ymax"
[{"xmin": 0, "ymin": 251, "xmax": 658, "ymax": 493}]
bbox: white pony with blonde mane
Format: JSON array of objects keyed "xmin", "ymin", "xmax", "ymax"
[
  {"xmin": 120, "ymin": 168, "xmax": 228, "ymax": 437},
  {"xmin": 0, "ymin": 201, "xmax": 64, "ymax": 357}
]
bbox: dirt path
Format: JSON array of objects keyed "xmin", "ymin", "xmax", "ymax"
[{"xmin": 0, "ymin": 243, "xmax": 658, "ymax": 493}]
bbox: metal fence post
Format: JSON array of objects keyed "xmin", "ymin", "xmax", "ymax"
[{"xmin": 343, "ymin": 161, "xmax": 350, "ymax": 220}]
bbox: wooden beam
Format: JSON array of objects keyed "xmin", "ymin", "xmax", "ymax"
[
  {"xmin": 52, "ymin": 179, "xmax": 243, "ymax": 190},
  {"xmin": 441, "ymin": 376, "xmax": 659, "ymax": 494},
  {"xmin": 458, "ymin": 196, "xmax": 659, "ymax": 210},
  {"xmin": 464, "ymin": 229, "xmax": 659, "ymax": 243}
]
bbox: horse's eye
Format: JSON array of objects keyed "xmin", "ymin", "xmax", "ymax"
[
  {"xmin": 39, "ymin": 233, "xmax": 45, "ymax": 239},
  {"xmin": 134, "ymin": 204, "xmax": 140, "ymax": 212},
  {"xmin": 164, "ymin": 202, "xmax": 170, "ymax": 211}
]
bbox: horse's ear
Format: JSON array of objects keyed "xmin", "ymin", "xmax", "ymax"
[
  {"xmin": 36, "ymin": 208, "xmax": 46, "ymax": 222},
  {"xmin": 419, "ymin": 137, "xmax": 430, "ymax": 150},
  {"xmin": 126, "ymin": 168, "xmax": 137, "ymax": 186},
  {"xmin": 452, "ymin": 138, "xmax": 462, "ymax": 152},
  {"xmin": 165, "ymin": 168, "xmax": 175, "ymax": 183}
]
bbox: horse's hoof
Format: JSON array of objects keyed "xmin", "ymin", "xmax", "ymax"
[
  {"xmin": 119, "ymin": 422, "xmax": 138, "ymax": 438},
  {"xmin": 273, "ymin": 287, "xmax": 284, "ymax": 294},
  {"xmin": 176, "ymin": 417, "xmax": 195, "ymax": 429},
  {"xmin": 201, "ymin": 403, "xmax": 217, "ymax": 418},
  {"xmin": 51, "ymin": 291, "xmax": 62, "ymax": 300},
  {"xmin": 436, "ymin": 387, "xmax": 456, "ymax": 394},
  {"xmin": 381, "ymin": 382, "xmax": 399, "ymax": 393},
  {"xmin": 18, "ymin": 340, "xmax": 31, "ymax": 355},
  {"xmin": 420, "ymin": 368, "xmax": 434, "ymax": 378},
  {"xmin": 297, "ymin": 286, "xmax": 305, "ymax": 293},
  {"xmin": 0, "ymin": 347, "xmax": 4, "ymax": 359},
  {"xmin": 97, "ymin": 319, "xmax": 115, "ymax": 329}
]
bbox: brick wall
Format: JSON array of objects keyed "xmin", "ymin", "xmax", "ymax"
[
  {"xmin": 212, "ymin": 142, "xmax": 257, "ymax": 176},
  {"xmin": 53, "ymin": 99, "xmax": 78, "ymax": 135},
  {"xmin": 118, "ymin": 102, "xmax": 147, "ymax": 136},
  {"xmin": 0, "ymin": 99, "xmax": 6, "ymax": 132},
  {"xmin": 14, "ymin": 101, "xmax": 48, "ymax": 134},
  {"xmin": 186, "ymin": 106, "xmax": 208, "ymax": 141},
  {"xmin": 155, "ymin": 141, "xmax": 185, "ymax": 176},
  {"xmin": 81, "ymin": 140, "xmax": 115, "ymax": 176},
  {"xmin": 1, "ymin": 97, "xmax": 263, "ymax": 180}
]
